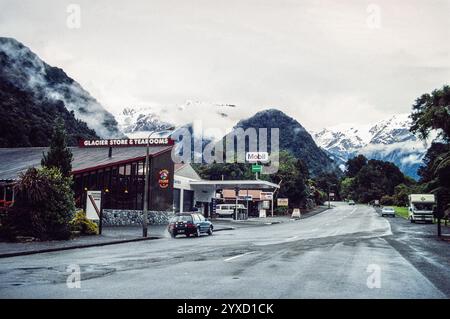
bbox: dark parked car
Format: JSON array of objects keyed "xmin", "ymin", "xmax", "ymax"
[{"xmin": 168, "ymin": 213, "xmax": 213, "ymax": 238}]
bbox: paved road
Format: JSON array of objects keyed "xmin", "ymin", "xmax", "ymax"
[{"xmin": 0, "ymin": 202, "xmax": 448, "ymax": 298}]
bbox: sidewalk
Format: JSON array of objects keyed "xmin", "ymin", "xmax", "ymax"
[{"xmin": 0, "ymin": 224, "xmax": 233, "ymax": 258}]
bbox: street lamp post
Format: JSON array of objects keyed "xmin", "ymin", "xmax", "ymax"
[
  {"xmin": 142, "ymin": 128, "xmax": 175, "ymax": 237},
  {"xmin": 142, "ymin": 131, "xmax": 160, "ymax": 237}
]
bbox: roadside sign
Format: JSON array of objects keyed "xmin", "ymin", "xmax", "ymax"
[
  {"xmin": 86, "ymin": 190, "xmax": 101, "ymax": 220},
  {"xmin": 260, "ymin": 192, "xmax": 273, "ymax": 200},
  {"xmin": 277, "ymin": 198, "xmax": 289, "ymax": 206},
  {"xmin": 246, "ymin": 152, "xmax": 269, "ymax": 163},
  {"xmin": 291, "ymin": 208, "xmax": 301, "ymax": 219},
  {"xmin": 259, "ymin": 209, "xmax": 267, "ymax": 218},
  {"xmin": 252, "ymin": 164, "xmax": 262, "ymax": 173},
  {"xmin": 329, "ymin": 193, "xmax": 335, "ymax": 197},
  {"xmin": 262, "ymin": 200, "xmax": 270, "ymax": 209}
]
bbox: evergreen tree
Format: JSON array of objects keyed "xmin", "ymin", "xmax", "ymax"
[
  {"xmin": 346, "ymin": 155, "xmax": 367, "ymax": 178},
  {"xmin": 410, "ymin": 85, "xmax": 450, "ymax": 142},
  {"xmin": 41, "ymin": 117, "xmax": 73, "ymax": 177}
]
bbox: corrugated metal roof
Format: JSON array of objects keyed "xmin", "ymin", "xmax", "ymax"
[{"xmin": 0, "ymin": 146, "xmax": 173, "ymax": 180}]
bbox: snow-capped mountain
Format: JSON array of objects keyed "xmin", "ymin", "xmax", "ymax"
[
  {"xmin": 116, "ymin": 101, "xmax": 240, "ymax": 139},
  {"xmin": 313, "ymin": 114, "xmax": 428, "ymax": 179},
  {"xmin": 117, "ymin": 107, "xmax": 175, "ymax": 138}
]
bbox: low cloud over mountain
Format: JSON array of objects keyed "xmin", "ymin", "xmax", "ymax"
[{"xmin": 0, "ymin": 37, "xmax": 122, "ymax": 146}]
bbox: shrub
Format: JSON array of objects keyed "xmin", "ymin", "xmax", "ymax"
[
  {"xmin": 70, "ymin": 210, "xmax": 98, "ymax": 235},
  {"xmin": 9, "ymin": 167, "xmax": 75, "ymax": 240},
  {"xmin": 274, "ymin": 206, "xmax": 289, "ymax": 215},
  {"xmin": 0, "ymin": 209, "xmax": 16, "ymax": 241}
]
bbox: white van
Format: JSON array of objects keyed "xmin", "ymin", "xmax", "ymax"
[
  {"xmin": 216, "ymin": 204, "xmax": 246, "ymax": 218},
  {"xmin": 408, "ymin": 194, "xmax": 435, "ymax": 223}
]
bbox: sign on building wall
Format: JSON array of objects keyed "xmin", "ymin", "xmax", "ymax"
[
  {"xmin": 86, "ymin": 190, "xmax": 101, "ymax": 220},
  {"xmin": 260, "ymin": 192, "xmax": 273, "ymax": 200},
  {"xmin": 79, "ymin": 138, "xmax": 174, "ymax": 148},
  {"xmin": 262, "ymin": 200, "xmax": 270, "ymax": 209},
  {"xmin": 158, "ymin": 169, "xmax": 170, "ymax": 189}
]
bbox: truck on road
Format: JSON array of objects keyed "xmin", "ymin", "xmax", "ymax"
[{"xmin": 408, "ymin": 194, "xmax": 435, "ymax": 224}]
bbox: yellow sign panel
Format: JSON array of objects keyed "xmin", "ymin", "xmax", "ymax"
[{"xmin": 277, "ymin": 198, "xmax": 289, "ymax": 206}]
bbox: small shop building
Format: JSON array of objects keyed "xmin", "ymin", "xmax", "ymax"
[{"xmin": 0, "ymin": 144, "xmax": 175, "ymax": 224}]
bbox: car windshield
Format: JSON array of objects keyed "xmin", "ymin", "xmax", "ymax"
[
  {"xmin": 171, "ymin": 215, "xmax": 193, "ymax": 222},
  {"xmin": 384, "ymin": 207, "xmax": 394, "ymax": 211},
  {"xmin": 414, "ymin": 203, "xmax": 433, "ymax": 211}
]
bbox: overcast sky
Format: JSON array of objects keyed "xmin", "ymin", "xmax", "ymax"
[{"xmin": 1, "ymin": 0, "xmax": 449, "ymax": 132}]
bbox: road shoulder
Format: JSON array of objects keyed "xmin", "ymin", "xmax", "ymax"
[{"xmin": 383, "ymin": 215, "xmax": 450, "ymax": 298}]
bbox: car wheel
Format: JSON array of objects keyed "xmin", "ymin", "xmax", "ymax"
[
  {"xmin": 207, "ymin": 227, "xmax": 213, "ymax": 236},
  {"xmin": 196, "ymin": 227, "xmax": 201, "ymax": 237},
  {"xmin": 171, "ymin": 232, "xmax": 176, "ymax": 238},
  {"xmin": 410, "ymin": 217, "xmax": 415, "ymax": 223},
  {"xmin": 186, "ymin": 233, "xmax": 190, "ymax": 238}
]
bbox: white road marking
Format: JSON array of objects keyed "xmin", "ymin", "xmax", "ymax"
[
  {"xmin": 224, "ymin": 252, "xmax": 254, "ymax": 262},
  {"xmin": 284, "ymin": 236, "xmax": 298, "ymax": 242}
]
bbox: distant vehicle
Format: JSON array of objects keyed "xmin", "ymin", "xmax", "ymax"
[
  {"xmin": 216, "ymin": 204, "xmax": 246, "ymax": 218},
  {"xmin": 348, "ymin": 200, "xmax": 356, "ymax": 205},
  {"xmin": 168, "ymin": 213, "xmax": 213, "ymax": 238},
  {"xmin": 408, "ymin": 194, "xmax": 435, "ymax": 224},
  {"xmin": 381, "ymin": 206, "xmax": 395, "ymax": 217}
]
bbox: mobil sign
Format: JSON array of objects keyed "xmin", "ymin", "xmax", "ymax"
[{"xmin": 246, "ymin": 152, "xmax": 269, "ymax": 163}]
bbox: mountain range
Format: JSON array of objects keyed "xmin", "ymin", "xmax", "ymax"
[{"xmin": 312, "ymin": 114, "xmax": 427, "ymax": 179}]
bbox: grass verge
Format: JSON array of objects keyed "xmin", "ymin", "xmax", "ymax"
[{"xmin": 394, "ymin": 206, "xmax": 409, "ymax": 219}]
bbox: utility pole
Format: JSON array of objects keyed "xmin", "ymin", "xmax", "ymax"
[
  {"xmin": 234, "ymin": 186, "xmax": 240, "ymax": 220},
  {"xmin": 142, "ymin": 137, "xmax": 150, "ymax": 237},
  {"xmin": 328, "ymin": 184, "xmax": 331, "ymax": 209},
  {"xmin": 142, "ymin": 130, "xmax": 163, "ymax": 237}
]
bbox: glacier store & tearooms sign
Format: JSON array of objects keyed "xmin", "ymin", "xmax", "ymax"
[{"xmin": 79, "ymin": 138, "xmax": 174, "ymax": 148}]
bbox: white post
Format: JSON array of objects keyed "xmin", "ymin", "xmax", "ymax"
[
  {"xmin": 271, "ymin": 193, "xmax": 274, "ymax": 217},
  {"xmin": 180, "ymin": 189, "xmax": 184, "ymax": 213}
]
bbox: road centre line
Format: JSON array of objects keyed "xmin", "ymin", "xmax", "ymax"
[{"xmin": 224, "ymin": 252, "xmax": 254, "ymax": 262}]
